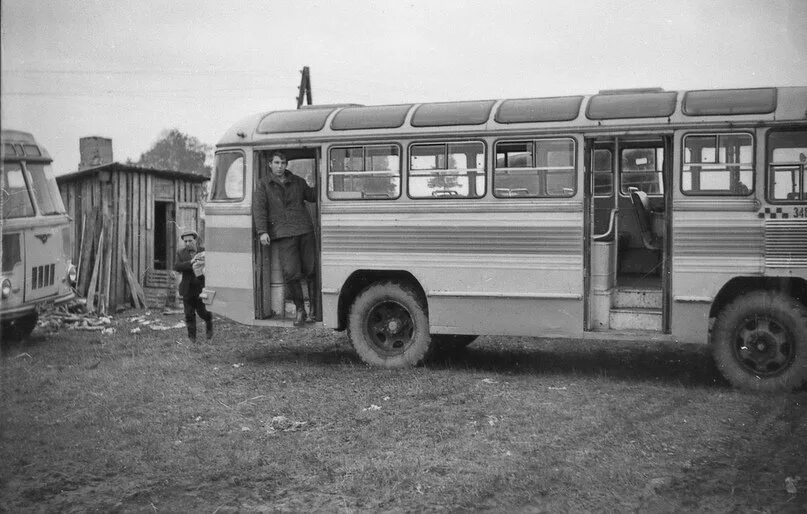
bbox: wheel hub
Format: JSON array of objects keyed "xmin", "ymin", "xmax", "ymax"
[{"xmin": 735, "ymin": 316, "xmax": 793, "ymax": 376}]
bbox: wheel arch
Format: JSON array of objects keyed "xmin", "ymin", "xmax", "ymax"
[
  {"xmin": 710, "ymin": 276, "xmax": 807, "ymax": 321},
  {"xmin": 336, "ymin": 269, "xmax": 427, "ymax": 330}
]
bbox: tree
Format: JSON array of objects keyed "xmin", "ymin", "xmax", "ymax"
[{"xmin": 136, "ymin": 129, "xmax": 212, "ymax": 176}]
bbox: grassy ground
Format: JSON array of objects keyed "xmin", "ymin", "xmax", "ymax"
[{"xmin": 1, "ymin": 311, "xmax": 806, "ymax": 513}]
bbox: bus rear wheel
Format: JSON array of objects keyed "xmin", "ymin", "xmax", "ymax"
[
  {"xmin": 348, "ymin": 281, "xmax": 432, "ymax": 368},
  {"xmin": 712, "ymin": 291, "xmax": 807, "ymax": 392}
]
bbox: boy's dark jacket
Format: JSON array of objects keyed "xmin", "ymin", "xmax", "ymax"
[{"xmin": 174, "ymin": 247, "xmax": 204, "ymax": 299}]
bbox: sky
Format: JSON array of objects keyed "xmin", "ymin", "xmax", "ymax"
[{"xmin": 2, "ymin": 0, "xmax": 806, "ymax": 175}]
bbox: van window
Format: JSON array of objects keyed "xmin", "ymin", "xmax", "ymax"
[{"xmin": 1, "ymin": 163, "xmax": 35, "ymax": 218}]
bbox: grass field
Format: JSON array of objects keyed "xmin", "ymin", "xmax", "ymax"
[{"xmin": 2, "ymin": 310, "xmax": 806, "ymax": 512}]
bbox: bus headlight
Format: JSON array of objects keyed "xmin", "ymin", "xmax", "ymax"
[
  {"xmin": 67, "ymin": 264, "xmax": 77, "ymax": 286},
  {"xmin": 1, "ymin": 279, "xmax": 11, "ymax": 299}
]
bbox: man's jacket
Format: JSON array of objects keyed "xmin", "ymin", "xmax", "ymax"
[
  {"xmin": 253, "ymin": 171, "xmax": 316, "ymax": 239},
  {"xmin": 174, "ymin": 247, "xmax": 205, "ymax": 299}
]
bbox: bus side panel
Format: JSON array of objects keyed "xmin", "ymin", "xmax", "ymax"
[
  {"xmin": 204, "ymin": 213, "xmax": 255, "ymax": 324},
  {"xmin": 671, "ymin": 209, "xmax": 764, "ymax": 343},
  {"xmin": 321, "ymin": 203, "xmax": 583, "ymax": 337}
]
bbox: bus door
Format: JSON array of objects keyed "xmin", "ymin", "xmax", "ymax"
[
  {"xmin": 585, "ymin": 135, "xmax": 672, "ymax": 332},
  {"xmin": 253, "ymin": 147, "xmax": 321, "ymax": 321}
]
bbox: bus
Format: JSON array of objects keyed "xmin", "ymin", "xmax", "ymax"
[
  {"xmin": 1, "ymin": 130, "xmax": 76, "ymax": 340},
  {"xmin": 204, "ymin": 86, "xmax": 807, "ymax": 392}
]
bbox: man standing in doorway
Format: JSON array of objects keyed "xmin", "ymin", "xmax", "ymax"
[
  {"xmin": 174, "ymin": 228, "xmax": 213, "ymax": 343},
  {"xmin": 253, "ymin": 151, "xmax": 317, "ymax": 326}
]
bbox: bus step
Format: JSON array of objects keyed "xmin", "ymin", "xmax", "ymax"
[
  {"xmin": 609, "ymin": 308, "xmax": 662, "ymax": 331},
  {"xmin": 612, "ymin": 288, "xmax": 663, "ymax": 310}
]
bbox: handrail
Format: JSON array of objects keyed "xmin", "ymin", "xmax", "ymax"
[{"xmin": 592, "ymin": 208, "xmax": 617, "ymax": 242}]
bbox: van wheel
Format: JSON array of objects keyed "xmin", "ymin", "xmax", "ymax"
[
  {"xmin": 2, "ymin": 312, "xmax": 39, "ymax": 342},
  {"xmin": 432, "ymin": 334, "xmax": 478, "ymax": 352},
  {"xmin": 348, "ymin": 281, "xmax": 432, "ymax": 368},
  {"xmin": 712, "ymin": 291, "xmax": 807, "ymax": 392}
]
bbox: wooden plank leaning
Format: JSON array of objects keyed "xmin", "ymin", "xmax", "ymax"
[
  {"xmin": 121, "ymin": 251, "xmax": 146, "ymax": 309},
  {"xmin": 86, "ymin": 228, "xmax": 104, "ymax": 314}
]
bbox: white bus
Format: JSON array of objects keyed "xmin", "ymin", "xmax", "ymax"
[
  {"xmin": 204, "ymin": 86, "xmax": 807, "ymax": 391},
  {"xmin": 1, "ymin": 130, "xmax": 76, "ymax": 339}
]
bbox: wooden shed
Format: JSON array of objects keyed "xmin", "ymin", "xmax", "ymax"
[{"xmin": 57, "ymin": 151, "xmax": 209, "ymax": 312}]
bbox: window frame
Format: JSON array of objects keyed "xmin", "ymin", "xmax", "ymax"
[
  {"xmin": 327, "ymin": 143, "xmax": 402, "ymax": 201},
  {"xmin": 493, "ymin": 136, "xmax": 578, "ymax": 199},
  {"xmin": 617, "ymin": 144, "xmax": 666, "ymax": 198},
  {"xmin": 210, "ymin": 150, "xmax": 246, "ymax": 202},
  {"xmin": 406, "ymin": 139, "xmax": 487, "ymax": 200},
  {"xmin": 680, "ymin": 131, "xmax": 755, "ymax": 197},
  {"xmin": 766, "ymin": 128, "xmax": 807, "ymax": 204}
]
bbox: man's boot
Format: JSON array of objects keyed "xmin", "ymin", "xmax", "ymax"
[
  {"xmin": 293, "ymin": 306, "xmax": 307, "ymax": 327},
  {"xmin": 205, "ymin": 318, "xmax": 213, "ymax": 340}
]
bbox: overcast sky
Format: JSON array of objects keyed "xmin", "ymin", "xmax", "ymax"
[{"xmin": 2, "ymin": 0, "xmax": 806, "ymax": 174}]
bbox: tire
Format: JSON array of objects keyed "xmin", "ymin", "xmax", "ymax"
[
  {"xmin": 2, "ymin": 312, "xmax": 38, "ymax": 342},
  {"xmin": 348, "ymin": 281, "xmax": 433, "ymax": 368},
  {"xmin": 712, "ymin": 291, "xmax": 807, "ymax": 392},
  {"xmin": 431, "ymin": 334, "xmax": 478, "ymax": 353}
]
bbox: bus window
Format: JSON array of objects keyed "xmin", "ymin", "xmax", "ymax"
[
  {"xmin": 211, "ymin": 152, "xmax": 244, "ymax": 201},
  {"xmin": 26, "ymin": 163, "xmax": 66, "ymax": 215},
  {"xmin": 593, "ymin": 149, "xmax": 613, "ymax": 196},
  {"xmin": 768, "ymin": 129, "xmax": 807, "ymax": 202},
  {"xmin": 494, "ymin": 138, "xmax": 576, "ymax": 198},
  {"xmin": 408, "ymin": 142, "xmax": 484, "ymax": 199},
  {"xmin": 1, "ymin": 163, "xmax": 35, "ymax": 218},
  {"xmin": 683, "ymin": 133, "xmax": 753, "ymax": 195},
  {"xmin": 621, "ymin": 147, "xmax": 663, "ymax": 195},
  {"xmin": 328, "ymin": 144, "xmax": 400, "ymax": 199}
]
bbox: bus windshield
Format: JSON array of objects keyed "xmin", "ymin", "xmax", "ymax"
[{"xmin": 26, "ymin": 163, "xmax": 66, "ymax": 215}]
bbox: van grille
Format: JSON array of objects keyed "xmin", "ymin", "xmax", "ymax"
[
  {"xmin": 32, "ymin": 264, "xmax": 56, "ymax": 289},
  {"xmin": 765, "ymin": 220, "xmax": 807, "ymax": 268}
]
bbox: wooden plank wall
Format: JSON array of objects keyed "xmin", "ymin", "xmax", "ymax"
[{"xmin": 58, "ymin": 171, "xmax": 205, "ymax": 311}]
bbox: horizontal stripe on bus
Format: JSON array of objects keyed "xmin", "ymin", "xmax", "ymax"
[
  {"xmin": 205, "ymin": 214, "xmax": 252, "ymax": 229},
  {"xmin": 322, "ymin": 226, "xmax": 581, "ymax": 254},
  {"xmin": 673, "ymin": 255, "xmax": 762, "ymax": 273},
  {"xmin": 205, "ymin": 251, "xmax": 253, "ymax": 289},
  {"xmin": 205, "ymin": 227, "xmax": 253, "ymax": 253},
  {"xmin": 321, "ymin": 200, "xmax": 582, "ymax": 215},
  {"xmin": 322, "ymin": 252, "xmax": 581, "ymax": 269},
  {"xmin": 673, "ymin": 222, "xmax": 763, "ymax": 257}
]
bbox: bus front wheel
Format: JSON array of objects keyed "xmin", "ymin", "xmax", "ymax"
[
  {"xmin": 712, "ymin": 291, "xmax": 807, "ymax": 392},
  {"xmin": 2, "ymin": 312, "xmax": 39, "ymax": 342},
  {"xmin": 348, "ymin": 281, "xmax": 433, "ymax": 368}
]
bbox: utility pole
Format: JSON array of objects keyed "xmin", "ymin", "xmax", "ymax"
[{"xmin": 296, "ymin": 66, "xmax": 312, "ymax": 109}]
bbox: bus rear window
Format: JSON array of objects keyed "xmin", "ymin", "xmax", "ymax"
[
  {"xmin": 211, "ymin": 152, "xmax": 245, "ymax": 201},
  {"xmin": 1, "ymin": 164, "xmax": 35, "ymax": 218},
  {"xmin": 26, "ymin": 163, "xmax": 66, "ymax": 215}
]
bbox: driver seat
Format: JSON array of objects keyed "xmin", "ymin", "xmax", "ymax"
[{"xmin": 627, "ymin": 186, "xmax": 662, "ymax": 250}]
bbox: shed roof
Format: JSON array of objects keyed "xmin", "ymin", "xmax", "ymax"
[{"xmin": 56, "ymin": 162, "xmax": 209, "ymax": 184}]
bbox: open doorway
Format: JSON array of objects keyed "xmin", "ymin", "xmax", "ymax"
[
  {"xmin": 253, "ymin": 148, "xmax": 321, "ymax": 321},
  {"xmin": 586, "ymin": 135, "xmax": 671, "ymax": 333},
  {"xmin": 153, "ymin": 201, "xmax": 175, "ymax": 270}
]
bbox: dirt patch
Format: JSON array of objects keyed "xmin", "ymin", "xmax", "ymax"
[{"xmin": 1, "ymin": 311, "xmax": 805, "ymax": 512}]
